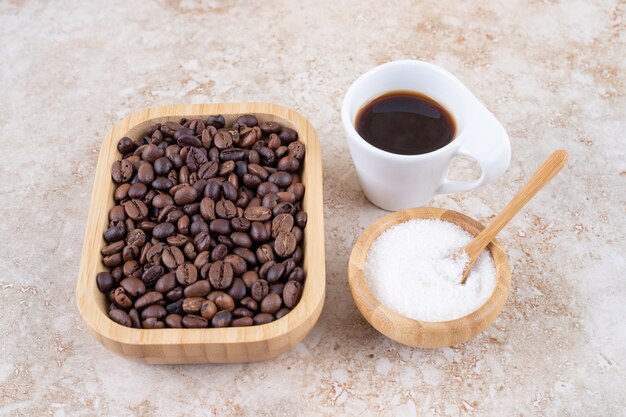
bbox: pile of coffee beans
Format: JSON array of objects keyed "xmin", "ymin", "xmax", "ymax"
[{"xmin": 96, "ymin": 114, "xmax": 307, "ymax": 328}]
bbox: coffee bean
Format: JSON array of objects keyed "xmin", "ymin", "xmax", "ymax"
[
  {"xmin": 211, "ymin": 310, "xmax": 232, "ymax": 327},
  {"xmin": 288, "ymin": 267, "xmax": 305, "ymax": 283},
  {"xmin": 260, "ymin": 293, "xmax": 282, "ymax": 314},
  {"xmin": 250, "ymin": 221, "xmax": 269, "ymax": 243},
  {"xmin": 176, "ymin": 263, "xmax": 198, "ymax": 286},
  {"xmin": 244, "ymin": 206, "xmax": 272, "ymax": 222},
  {"xmin": 124, "ymin": 199, "xmax": 148, "ymax": 221},
  {"xmin": 256, "ymin": 243, "xmax": 274, "ymax": 264},
  {"xmin": 271, "ymin": 213, "xmax": 294, "ymax": 237},
  {"xmin": 213, "ymin": 131, "xmax": 233, "ymax": 149},
  {"xmin": 216, "ymin": 200, "xmax": 237, "ymax": 219},
  {"xmin": 283, "ymin": 280, "xmax": 303, "ymax": 308},
  {"xmin": 231, "ymin": 217, "xmax": 250, "ymax": 232},
  {"xmin": 155, "ymin": 272, "xmax": 177, "ymax": 293},
  {"xmin": 251, "ymin": 279, "xmax": 269, "ymax": 302},
  {"xmin": 135, "ymin": 291, "xmax": 163, "ymax": 309},
  {"xmin": 208, "ymin": 261, "xmax": 233, "ymax": 289},
  {"xmin": 165, "ymin": 314, "xmax": 183, "ymax": 328},
  {"xmin": 269, "ymin": 283, "xmax": 284, "ymax": 295},
  {"xmin": 182, "ymin": 314, "xmax": 208, "ymax": 328},
  {"xmin": 211, "ymin": 243, "xmax": 228, "ymax": 261},
  {"xmin": 184, "ymin": 280, "xmax": 211, "ymax": 298},
  {"xmin": 266, "ymin": 263, "xmax": 286, "ymax": 284},
  {"xmin": 109, "ymin": 309, "xmax": 132, "ymax": 327},
  {"xmin": 161, "ymin": 246, "xmax": 185, "ymax": 269},
  {"xmin": 117, "ymin": 136, "xmax": 136, "ymax": 154},
  {"xmin": 278, "ymin": 127, "xmax": 298, "ymax": 144},
  {"xmin": 112, "ymin": 159, "xmax": 133, "ymax": 183},
  {"xmin": 96, "ymin": 272, "xmax": 115, "ymax": 293},
  {"xmin": 268, "ymin": 171, "xmax": 292, "ymax": 188},
  {"xmin": 295, "ymin": 211, "xmax": 307, "ymax": 228},
  {"xmin": 166, "ymin": 286, "xmax": 184, "ymax": 302},
  {"xmin": 120, "ymin": 277, "xmax": 146, "ymax": 297},
  {"xmin": 174, "ymin": 185, "xmax": 198, "ymax": 205},
  {"xmin": 152, "ymin": 222, "xmax": 175, "ymax": 239},
  {"xmin": 253, "ymin": 313, "xmax": 274, "ymax": 325},
  {"xmin": 274, "ymin": 232, "xmax": 297, "ymax": 257},
  {"xmin": 257, "ymin": 182, "xmax": 279, "ymax": 198},
  {"xmin": 182, "ymin": 297, "xmax": 205, "ymax": 314},
  {"xmin": 209, "ymin": 219, "xmax": 231, "ymax": 235},
  {"xmin": 141, "ymin": 264, "xmax": 164, "ymax": 286},
  {"xmin": 104, "ymin": 219, "xmax": 126, "ymax": 242}
]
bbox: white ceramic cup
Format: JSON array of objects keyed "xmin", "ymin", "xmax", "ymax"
[{"xmin": 342, "ymin": 60, "xmax": 511, "ymax": 211}]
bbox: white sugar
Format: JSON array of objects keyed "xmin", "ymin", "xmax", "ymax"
[{"xmin": 365, "ymin": 219, "xmax": 496, "ymax": 322}]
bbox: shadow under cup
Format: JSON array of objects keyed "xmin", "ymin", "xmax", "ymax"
[{"xmin": 342, "ymin": 60, "xmax": 510, "ymax": 211}]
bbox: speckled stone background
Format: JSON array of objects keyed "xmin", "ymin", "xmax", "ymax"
[{"xmin": 1, "ymin": 0, "xmax": 624, "ymax": 416}]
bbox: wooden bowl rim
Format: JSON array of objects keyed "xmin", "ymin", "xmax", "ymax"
[
  {"xmin": 348, "ymin": 207, "xmax": 511, "ymax": 347},
  {"xmin": 76, "ymin": 102, "xmax": 325, "ymax": 347}
]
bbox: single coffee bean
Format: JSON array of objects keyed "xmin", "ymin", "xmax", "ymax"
[
  {"xmin": 253, "ymin": 313, "xmax": 274, "ymax": 325},
  {"xmin": 165, "ymin": 286, "xmax": 184, "ymax": 302},
  {"xmin": 211, "ymin": 310, "xmax": 232, "ymax": 327},
  {"xmin": 109, "ymin": 309, "xmax": 132, "ymax": 327},
  {"xmin": 244, "ymin": 206, "xmax": 272, "ymax": 222},
  {"xmin": 109, "ymin": 205, "xmax": 127, "ymax": 222},
  {"xmin": 271, "ymin": 213, "xmax": 294, "ymax": 237},
  {"xmin": 283, "ymin": 280, "xmax": 303, "ymax": 308},
  {"xmin": 126, "ymin": 228, "xmax": 146, "ymax": 247},
  {"xmin": 232, "ymin": 307, "xmax": 254, "ymax": 318},
  {"xmin": 128, "ymin": 308, "xmax": 141, "ymax": 328},
  {"xmin": 182, "ymin": 297, "xmax": 205, "ymax": 313},
  {"xmin": 274, "ymin": 232, "xmax": 297, "ymax": 258},
  {"xmin": 268, "ymin": 171, "xmax": 292, "ymax": 188},
  {"xmin": 256, "ymin": 182, "xmax": 279, "ymax": 198},
  {"xmin": 142, "ymin": 317, "xmax": 165, "ymax": 329},
  {"xmin": 96, "ymin": 272, "xmax": 115, "ymax": 293},
  {"xmin": 256, "ymin": 243, "xmax": 274, "ymax": 264},
  {"xmin": 240, "ymin": 296, "xmax": 258, "ymax": 311},
  {"xmin": 120, "ymin": 277, "xmax": 146, "ymax": 297},
  {"xmin": 182, "ymin": 314, "xmax": 208, "ymax": 328},
  {"xmin": 278, "ymin": 127, "xmax": 298, "ymax": 144},
  {"xmin": 215, "ymin": 200, "xmax": 237, "ymax": 219},
  {"xmin": 241, "ymin": 271, "xmax": 259, "ymax": 289},
  {"xmin": 135, "ymin": 291, "xmax": 163, "ymax": 309},
  {"xmin": 152, "ymin": 193, "xmax": 174, "ymax": 209},
  {"xmin": 209, "ymin": 218, "xmax": 231, "ymax": 235},
  {"xmin": 211, "ymin": 243, "xmax": 228, "ymax": 261},
  {"xmin": 141, "ymin": 264, "xmax": 164, "ymax": 286},
  {"xmin": 165, "ymin": 314, "xmax": 183, "ymax": 328},
  {"xmin": 199, "ymin": 300, "xmax": 218, "ymax": 319},
  {"xmin": 230, "ymin": 217, "xmax": 250, "ymax": 232},
  {"xmin": 104, "ymin": 219, "xmax": 126, "ymax": 242},
  {"xmin": 214, "ymin": 292, "xmax": 235, "ymax": 312},
  {"xmin": 193, "ymin": 251, "xmax": 210, "ymax": 270},
  {"xmin": 183, "ymin": 280, "xmax": 211, "ymax": 298},
  {"xmin": 266, "ymin": 263, "xmax": 286, "ymax": 284},
  {"xmin": 162, "ymin": 245, "xmax": 185, "ymax": 269},
  {"xmin": 176, "ymin": 263, "xmax": 198, "ymax": 286},
  {"xmin": 117, "ymin": 136, "xmax": 136, "ymax": 154},
  {"xmin": 213, "ymin": 131, "xmax": 233, "ymax": 149},
  {"xmin": 111, "ymin": 159, "xmax": 133, "ymax": 183},
  {"xmin": 288, "ymin": 267, "xmax": 305, "ymax": 283},
  {"xmin": 155, "ymin": 272, "xmax": 177, "ymax": 294},
  {"xmin": 153, "ymin": 222, "xmax": 176, "ymax": 239},
  {"xmin": 295, "ymin": 211, "xmax": 307, "ymax": 228},
  {"xmin": 231, "ymin": 316, "xmax": 253, "ymax": 327},
  {"xmin": 137, "ymin": 163, "xmax": 155, "ymax": 184},
  {"xmin": 124, "ymin": 199, "xmax": 149, "ymax": 221},
  {"xmin": 251, "ymin": 279, "xmax": 269, "ymax": 302},
  {"xmin": 174, "ymin": 185, "xmax": 198, "ymax": 205},
  {"xmin": 260, "ymin": 293, "xmax": 282, "ymax": 314},
  {"xmin": 208, "ymin": 260, "xmax": 234, "ymax": 289},
  {"xmin": 227, "ymin": 277, "xmax": 246, "ymax": 302},
  {"xmin": 275, "ymin": 307, "xmax": 291, "ymax": 320}
]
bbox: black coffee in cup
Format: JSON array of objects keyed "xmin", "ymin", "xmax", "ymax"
[{"xmin": 355, "ymin": 91, "xmax": 456, "ymax": 155}]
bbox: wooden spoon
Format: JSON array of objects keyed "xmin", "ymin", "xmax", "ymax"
[{"xmin": 458, "ymin": 150, "xmax": 568, "ymax": 284}]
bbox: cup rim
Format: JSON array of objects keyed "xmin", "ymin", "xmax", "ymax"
[{"xmin": 341, "ymin": 60, "xmax": 472, "ymax": 161}]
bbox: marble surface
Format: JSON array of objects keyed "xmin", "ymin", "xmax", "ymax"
[{"xmin": 1, "ymin": 0, "xmax": 624, "ymax": 415}]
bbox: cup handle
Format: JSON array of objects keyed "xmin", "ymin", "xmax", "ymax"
[{"xmin": 436, "ymin": 113, "xmax": 511, "ymax": 195}]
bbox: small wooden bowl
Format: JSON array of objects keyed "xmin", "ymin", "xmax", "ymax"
[
  {"xmin": 76, "ymin": 103, "xmax": 325, "ymax": 364},
  {"xmin": 348, "ymin": 207, "xmax": 511, "ymax": 348}
]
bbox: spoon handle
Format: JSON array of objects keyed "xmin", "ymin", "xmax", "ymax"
[{"xmin": 460, "ymin": 150, "xmax": 568, "ymax": 284}]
